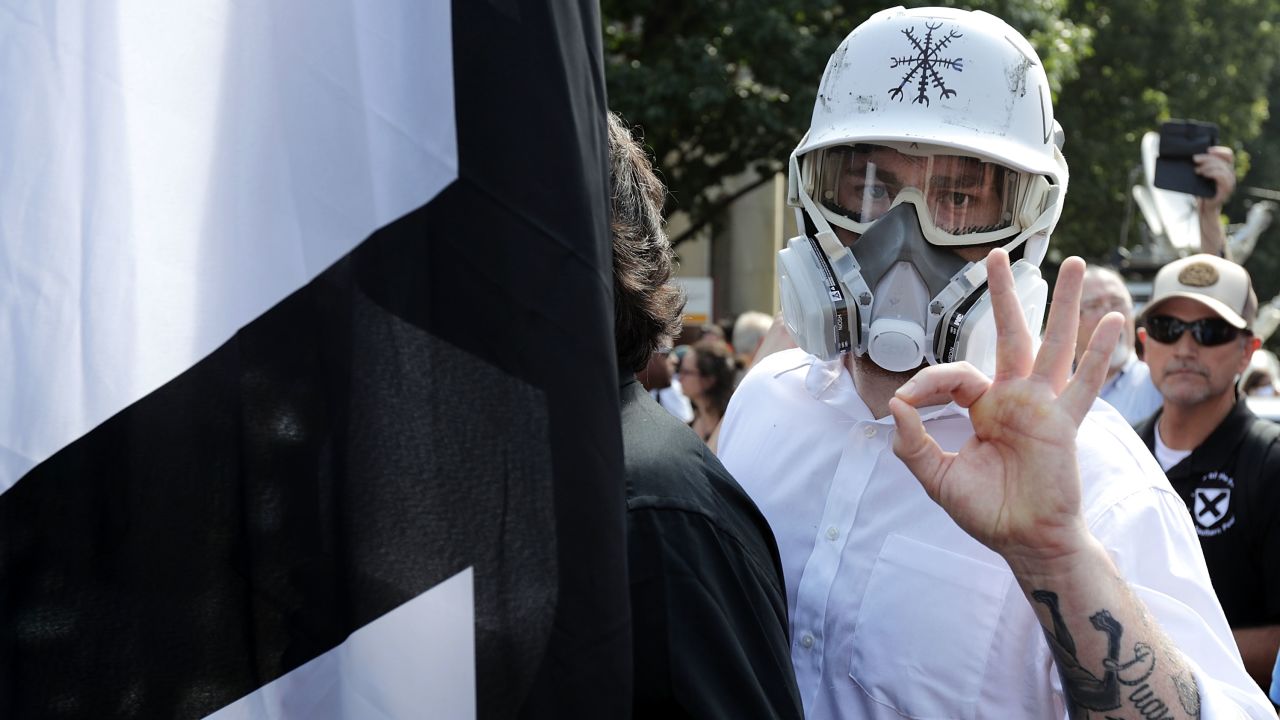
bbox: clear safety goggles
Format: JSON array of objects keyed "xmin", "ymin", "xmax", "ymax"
[{"xmin": 807, "ymin": 142, "xmax": 1051, "ymax": 246}]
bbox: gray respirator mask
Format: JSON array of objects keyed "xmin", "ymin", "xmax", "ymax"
[{"xmin": 777, "ymin": 203, "xmax": 1048, "ymax": 374}]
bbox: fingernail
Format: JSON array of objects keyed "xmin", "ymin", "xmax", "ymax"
[{"xmin": 899, "ymin": 380, "xmax": 917, "ymax": 397}]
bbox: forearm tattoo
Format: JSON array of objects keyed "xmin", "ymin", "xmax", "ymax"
[{"xmin": 1031, "ymin": 590, "xmax": 1201, "ymax": 719}]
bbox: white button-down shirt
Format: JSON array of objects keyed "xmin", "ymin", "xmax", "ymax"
[{"xmin": 719, "ymin": 348, "xmax": 1271, "ymax": 719}]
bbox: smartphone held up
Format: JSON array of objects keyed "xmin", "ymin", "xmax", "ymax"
[{"xmin": 1153, "ymin": 119, "xmax": 1220, "ymax": 197}]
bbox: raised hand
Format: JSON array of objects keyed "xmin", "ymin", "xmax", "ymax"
[
  {"xmin": 1196, "ymin": 146, "xmax": 1236, "ymax": 258},
  {"xmin": 1195, "ymin": 145, "xmax": 1236, "ymax": 210},
  {"xmin": 887, "ymin": 250, "xmax": 1125, "ymax": 569}
]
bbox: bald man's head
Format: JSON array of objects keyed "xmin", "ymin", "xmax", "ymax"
[{"xmin": 1077, "ymin": 266, "xmax": 1136, "ymax": 372}]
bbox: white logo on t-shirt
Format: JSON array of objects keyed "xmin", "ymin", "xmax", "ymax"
[{"xmin": 1193, "ymin": 472, "xmax": 1236, "ymax": 536}]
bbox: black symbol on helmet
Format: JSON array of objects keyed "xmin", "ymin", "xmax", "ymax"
[{"xmin": 888, "ymin": 23, "xmax": 963, "ymax": 106}]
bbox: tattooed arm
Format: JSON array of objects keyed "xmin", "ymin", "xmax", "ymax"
[
  {"xmin": 1020, "ymin": 541, "xmax": 1202, "ymax": 718},
  {"xmin": 889, "ymin": 252, "xmax": 1264, "ymax": 718}
]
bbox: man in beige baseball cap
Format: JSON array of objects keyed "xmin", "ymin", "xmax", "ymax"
[
  {"xmin": 1132, "ymin": 253, "xmax": 1280, "ymax": 689},
  {"xmin": 1141, "ymin": 254, "xmax": 1257, "ymax": 331}
]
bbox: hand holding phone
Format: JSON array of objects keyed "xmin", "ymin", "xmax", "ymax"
[{"xmin": 1154, "ymin": 119, "xmax": 1220, "ymax": 197}]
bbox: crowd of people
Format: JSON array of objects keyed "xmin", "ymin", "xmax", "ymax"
[
  {"xmin": 638, "ymin": 316, "xmax": 784, "ymax": 453},
  {"xmin": 610, "ymin": 5, "xmax": 1279, "ymax": 718}
]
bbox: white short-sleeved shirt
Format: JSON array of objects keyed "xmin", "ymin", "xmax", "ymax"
[{"xmin": 718, "ymin": 348, "xmax": 1272, "ymax": 719}]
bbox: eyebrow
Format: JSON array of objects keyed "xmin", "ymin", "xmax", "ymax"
[
  {"xmin": 930, "ymin": 164, "xmax": 998, "ymax": 190},
  {"xmin": 841, "ymin": 160, "xmax": 905, "ymax": 188},
  {"xmin": 929, "ymin": 174, "xmax": 982, "ymax": 189},
  {"xmin": 866, "ymin": 166, "xmax": 903, "ymax": 186},
  {"xmin": 848, "ymin": 150, "xmax": 926, "ymax": 187}
]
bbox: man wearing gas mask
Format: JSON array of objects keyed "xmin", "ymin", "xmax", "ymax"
[{"xmin": 717, "ymin": 6, "xmax": 1273, "ymax": 718}]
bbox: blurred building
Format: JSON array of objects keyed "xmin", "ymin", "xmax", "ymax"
[{"xmin": 670, "ymin": 169, "xmax": 793, "ymax": 323}]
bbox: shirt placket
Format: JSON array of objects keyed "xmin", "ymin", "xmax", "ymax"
[{"xmin": 788, "ymin": 414, "xmax": 892, "ymax": 707}]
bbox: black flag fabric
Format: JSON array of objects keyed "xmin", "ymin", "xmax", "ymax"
[{"xmin": 0, "ymin": 1, "xmax": 630, "ymax": 718}]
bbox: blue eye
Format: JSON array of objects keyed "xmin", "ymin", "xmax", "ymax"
[{"xmin": 866, "ymin": 184, "xmax": 889, "ymax": 200}]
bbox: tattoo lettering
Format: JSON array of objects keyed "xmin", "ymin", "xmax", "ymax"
[
  {"xmin": 1127, "ymin": 682, "xmax": 1175, "ymax": 719},
  {"xmin": 1032, "ymin": 590, "xmax": 1192, "ymax": 719}
]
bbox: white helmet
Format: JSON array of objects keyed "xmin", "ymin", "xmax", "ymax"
[{"xmin": 778, "ymin": 6, "xmax": 1070, "ymax": 373}]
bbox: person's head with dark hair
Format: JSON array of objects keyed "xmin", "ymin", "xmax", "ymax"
[
  {"xmin": 608, "ymin": 111, "xmax": 685, "ymax": 373},
  {"xmin": 678, "ymin": 336, "xmax": 737, "ymax": 425}
]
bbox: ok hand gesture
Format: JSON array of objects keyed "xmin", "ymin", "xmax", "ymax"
[{"xmin": 887, "ymin": 250, "xmax": 1125, "ymax": 570}]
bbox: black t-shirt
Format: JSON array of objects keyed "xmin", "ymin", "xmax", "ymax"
[
  {"xmin": 620, "ymin": 376, "xmax": 803, "ymax": 720},
  {"xmin": 1135, "ymin": 398, "xmax": 1280, "ymax": 627}
]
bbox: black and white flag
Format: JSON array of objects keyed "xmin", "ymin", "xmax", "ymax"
[{"xmin": 0, "ymin": 1, "xmax": 629, "ymax": 717}]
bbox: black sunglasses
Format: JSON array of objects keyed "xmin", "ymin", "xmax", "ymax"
[{"xmin": 1144, "ymin": 315, "xmax": 1246, "ymax": 347}]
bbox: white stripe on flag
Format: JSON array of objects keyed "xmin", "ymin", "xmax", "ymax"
[
  {"xmin": 204, "ymin": 568, "xmax": 476, "ymax": 720},
  {"xmin": 0, "ymin": 0, "xmax": 457, "ymax": 490}
]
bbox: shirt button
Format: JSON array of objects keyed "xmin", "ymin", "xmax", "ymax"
[
  {"xmin": 800, "ymin": 632, "xmax": 815, "ymax": 649},
  {"xmin": 863, "ymin": 425, "xmax": 877, "ymax": 438},
  {"xmin": 826, "ymin": 526, "xmax": 839, "ymax": 541}
]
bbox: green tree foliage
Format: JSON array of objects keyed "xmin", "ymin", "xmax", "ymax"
[
  {"xmin": 602, "ymin": 0, "xmax": 1087, "ymax": 246},
  {"xmin": 603, "ymin": 0, "xmax": 1278, "ymax": 261},
  {"xmin": 1055, "ymin": 0, "xmax": 1280, "ymax": 259},
  {"xmin": 1234, "ymin": 66, "xmax": 1280, "ymax": 344},
  {"xmin": 602, "ymin": 0, "xmax": 849, "ymax": 245}
]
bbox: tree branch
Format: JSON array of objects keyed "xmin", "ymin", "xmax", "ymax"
[{"xmin": 669, "ymin": 172, "xmax": 781, "ymax": 248}]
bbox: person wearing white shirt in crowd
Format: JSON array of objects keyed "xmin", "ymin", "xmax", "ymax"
[
  {"xmin": 718, "ymin": 6, "xmax": 1272, "ymax": 718},
  {"xmin": 1078, "ymin": 265, "xmax": 1164, "ymax": 424}
]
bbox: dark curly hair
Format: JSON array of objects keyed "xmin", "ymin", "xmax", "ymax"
[{"xmin": 608, "ymin": 112, "xmax": 685, "ymax": 373}]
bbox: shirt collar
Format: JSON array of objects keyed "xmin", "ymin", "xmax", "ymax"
[
  {"xmin": 1165, "ymin": 395, "xmax": 1255, "ymax": 474},
  {"xmin": 801, "ymin": 354, "xmax": 966, "ymax": 422}
]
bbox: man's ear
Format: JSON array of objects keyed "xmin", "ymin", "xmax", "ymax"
[
  {"xmin": 1135, "ymin": 327, "xmax": 1147, "ymax": 360},
  {"xmin": 1239, "ymin": 335, "xmax": 1263, "ymax": 374}
]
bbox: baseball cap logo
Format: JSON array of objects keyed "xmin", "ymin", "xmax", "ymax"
[
  {"xmin": 1137, "ymin": 253, "xmax": 1257, "ymax": 329},
  {"xmin": 1177, "ymin": 262, "xmax": 1220, "ymax": 288}
]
